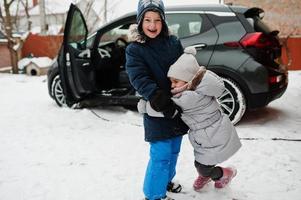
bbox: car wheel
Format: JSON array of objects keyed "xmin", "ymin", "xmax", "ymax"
[
  {"xmin": 51, "ymin": 74, "xmax": 66, "ymax": 107},
  {"xmin": 218, "ymin": 77, "xmax": 246, "ymax": 125}
]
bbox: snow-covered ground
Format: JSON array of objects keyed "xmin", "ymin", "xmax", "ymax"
[{"xmin": 0, "ymin": 71, "xmax": 300, "ymax": 200}]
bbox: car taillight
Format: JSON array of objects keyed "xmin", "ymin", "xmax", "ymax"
[
  {"xmin": 240, "ymin": 32, "xmax": 273, "ymax": 48},
  {"xmin": 224, "ymin": 32, "xmax": 279, "ymax": 49},
  {"xmin": 269, "ymin": 75, "xmax": 283, "ymax": 84}
]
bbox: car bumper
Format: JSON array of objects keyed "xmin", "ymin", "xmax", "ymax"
[{"xmin": 248, "ymin": 67, "xmax": 288, "ymax": 109}]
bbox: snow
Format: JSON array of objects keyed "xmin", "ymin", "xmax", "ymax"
[
  {"xmin": 30, "ymin": 25, "xmax": 64, "ymax": 35},
  {"xmin": 0, "ymin": 70, "xmax": 300, "ymax": 199},
  {"xmin": 18, "ymin": 57, "xmax": 54, "ymax": 70}
]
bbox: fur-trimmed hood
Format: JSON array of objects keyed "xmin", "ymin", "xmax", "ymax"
[
  {"xmin": 170, "ymin": 66, "xmax": 207, "ymax": 96},
  {"xmin": 127, "ymin": 24, "xmax": 146, "ymax": 43},
  {"xmin": 187, "ymin": 66, "xmax": 207, "ymax": 91}
]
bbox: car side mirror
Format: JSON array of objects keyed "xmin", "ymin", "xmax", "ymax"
[{"xmin": 77, "ymin": 42, "xmax": 87, "ymax": 50}]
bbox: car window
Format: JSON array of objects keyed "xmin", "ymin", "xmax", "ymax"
[
  {"xmin": 68, "ymin": 9, "xmax": 87, "ymax": 48},
  {"xmin": 100, "ymin": 24, "xmax": 131, "ymax": 44},
  {"xmin": 166, "ymin": 13, "xmax": 203, "ymax": 38},
  {"xmin": 86, "ymin": 32, "xmax": 97, "ymax": 48}
]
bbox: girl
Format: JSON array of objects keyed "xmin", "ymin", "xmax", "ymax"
[{"xmin": 138, "ymin": 46, "xmax": 242, "ymax": 191}]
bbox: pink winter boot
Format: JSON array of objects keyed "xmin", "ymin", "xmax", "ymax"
[
  {"xmin": 214, "ymin": 167, "xmax": 237, "ymax": 189},
  {"xmin": 193, "ymin": 175, "xmax": 211, "ymax": 191}
]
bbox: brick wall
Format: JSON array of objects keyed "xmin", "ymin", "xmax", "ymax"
[
  {"xmin": 0, "ymin": 43, "xmax": 11, "ymax": 68},
  {"xmin": 281, "ymin": 37, "xmax": 301, "ymax": 70},
  {"xmin": 22, "ymin": 33, "xmax": 63, "ymax": 59},
  {"xmin": 224, "ymin": 0, "xmax": 301, "ymax": 37}
]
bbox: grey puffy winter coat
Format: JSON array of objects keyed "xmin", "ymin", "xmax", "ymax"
[{"xmin": 138, "ymin": 70, "xmax": 241, "ymax": 165}]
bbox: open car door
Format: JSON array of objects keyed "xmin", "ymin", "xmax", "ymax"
[{"xmin": 58, "ymin": 3, "xmax": 95, "ymax": 106}]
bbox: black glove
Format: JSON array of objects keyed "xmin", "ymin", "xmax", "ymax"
[
  {"xmin": 150, "ymin": 90, "xmax": 182, "ymax": 118},
  {"xmin": 162, "ymin": 101, "xmax": 182, "ymax": 118},
  {"xmin": 150, "ymin": 90, "xmax": 171, "ymax": 111}
]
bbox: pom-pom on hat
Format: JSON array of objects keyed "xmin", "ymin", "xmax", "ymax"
[{"xmin": 168, "ymin": 46, "xmax": 201, "ymax": 82}]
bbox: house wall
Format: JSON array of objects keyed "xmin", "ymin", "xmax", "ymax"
[
  {"xmin": 0, "ymin": 43, "xmax": 11, "ymax": 68},
  {"xmin": 22, "ymin": 33, "xmax": 63, "ymax": 59},
  {"xmin": 281, "ymin": 37, "xmax": 301, "ymax": 70},
  {"xmin": 224, "ymin": 0, "xmax": 301, "ymax": 36}
]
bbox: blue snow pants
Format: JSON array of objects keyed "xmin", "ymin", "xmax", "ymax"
[{"xmin": 143, "ymin": 136, "xmax": 183, "ymax": 200}]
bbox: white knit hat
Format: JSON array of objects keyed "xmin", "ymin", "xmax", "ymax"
[{"xmin": 167, "ymin": 46, "xmax": 200, "ymax": 82}]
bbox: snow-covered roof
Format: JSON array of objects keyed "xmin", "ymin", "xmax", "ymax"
[{"xmin": 18, "ymin": 57, "xmax": 54, "ymax": 70}]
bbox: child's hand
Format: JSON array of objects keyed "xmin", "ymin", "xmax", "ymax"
[{"xmin": 171, "ymin": 83, "xmax": 188, "ymax": 97}]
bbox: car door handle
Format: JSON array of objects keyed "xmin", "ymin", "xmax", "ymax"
[
  {"xmin": 192, "ymin": 44, "xmax": 207, "ymax": 49},
  {"xmin": 82, "ymin": 62, "xmax": 90, "ymax": 67}
]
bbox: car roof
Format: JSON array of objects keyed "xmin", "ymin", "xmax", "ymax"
[
  {"xmin": 167, "ymin": 4, "xmax": 249, "ymax": 13},
  {"xmin": 166, "ymin": 4, "xmax": 232, "ymax": 12},
  {"xmin": 114, "ymin": 4, "xmax": 249, "ymax": 20},
  {"xmin": 101, "ymin": 4, "xmax": 250, "ymax": 28}
]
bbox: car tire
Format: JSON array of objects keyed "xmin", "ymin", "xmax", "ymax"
[
  {"xmin": 51, "ymin": 74, "xmax": 67, "ymax": 107},
  {"xmin": 218, "ymin": 77, "xmax": 246, "ymax": 125}
]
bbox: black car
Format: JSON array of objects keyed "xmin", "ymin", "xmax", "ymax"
[{"xmin": 47, "ymin": 3, "xmax": 288, "ymax": 125}]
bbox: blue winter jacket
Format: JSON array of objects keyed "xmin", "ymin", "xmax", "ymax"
[{"xmin": 125, "ymin": 34, "xmax": 189, "ymax": 142}]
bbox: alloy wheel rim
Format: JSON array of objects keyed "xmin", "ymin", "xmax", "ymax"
[{"xmin": 54, "ymin": 78, "xmax": 66, "ymax": 106}]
